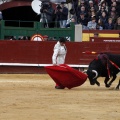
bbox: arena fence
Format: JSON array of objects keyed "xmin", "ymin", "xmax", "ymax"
[
  {"xmin": 0, "ymin": 20, "xmax": 75, "ymax": 41},
  {"xmin": 0, "ymin": 41, "xmax": 120, "ymax": 73}
]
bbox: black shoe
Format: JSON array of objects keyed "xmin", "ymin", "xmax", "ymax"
[{"xmin": 55, "ymin": 86, "xmax": 65, "ymax": 89}]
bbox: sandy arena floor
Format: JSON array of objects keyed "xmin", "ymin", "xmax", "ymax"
[{"xmin": 0, "ymin": 74, "xmax": 120, "ymax": 120}]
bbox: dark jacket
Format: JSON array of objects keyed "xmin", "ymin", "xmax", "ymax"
[
  {"xmin": 105, "ymin": 23, "xmax": 114, "ymax": 30},
  {"xmin": 77, "ymin": 17, "xmax": 88, "ymax": 26},
  {"xmin": 114, "ymin": 24, "xmax": 120, "ymax": 30},
  {"xmin": 60, "ymin": 7, "xmax": 68, "ymax": 20}
]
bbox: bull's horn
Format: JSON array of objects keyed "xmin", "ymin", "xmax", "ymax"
[
  {"xmin": 92, "ymin": 70, "xmax": 98, "ymax": 79},
  {"xmin": 82, "ymin": 70, "xmax": 87, "ymax": 73}
]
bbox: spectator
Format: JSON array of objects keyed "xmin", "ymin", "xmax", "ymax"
[
  {"xmin": 114, "ymin": 17, "xmax": 120, "ymax": 30},
  {"xmin": 116, "ymin": 1, "xmax": 120, "ymax": 16},
  {"xmin": 66, "ymin": 16, "xmax": 77, "ymax": 28},
  {"xmin": 96, "ymin": 18, "xmax": 104, "ymax": 30},
  {"xmin": 87, "ymin": 17, "xmax": 97, "ymax": 30},
  {"xmin": 59, "ymin": 2, "xmax": 68, "ymax": 28},
  {"xmin": 77, "ymin": 12, "xmax": 88, "ymax": 28},
  {"xmin": 96, "ymin": 6, "xmax": 108, "ymax": 21},
  {"xmin": 99, "ymin": 0, "xmax": 108, "ymax": 12},
  {"xmin": 105, "ymin": 17, "xmax": 114, "ymax": 30},
  {"xmin": 71, "ymin": 0, "xmax": 78, "ymax": 15},
  {"xmin": 99, "ymin": 11, "xmax": 108, "ymax": 25},
  {"xmin": 108, "ymin": 1, "xmax": 117, "ymax": 12},
  {"xmin": 40, "ymin": 2, "xmax": 55, "ymax": 28},
  {"xmin": 88, "ymin": 9, "xmax": 96, "ymax": 21},
  {"xmin": 108, "ymin": 11, "xmax": 118, "ymax": 24},
  {"xmin": 109, "ymin": 6, "xmax": 116, "ymax": 14},
  {"xmin": 55, "ymin": 4, "xmax": 62, "ymax": 28},
  {"xmin": 87, "ymin": 0, "xmax": 98, "ymax": 12}
]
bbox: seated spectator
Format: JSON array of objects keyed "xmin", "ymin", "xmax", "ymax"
[
  {"xmin": 96, "ymin": 6, "xmax": 108, "ymax": 21},
  {"xmin": 66, "ymin": 17, "xmax": 77, "ymax": 28},
  {"xmin": 99, "ymin": 11, "xmax": 108, "ymax": 25},
  {"xmin": 96, "ymin": 18, "xmax": 104, "ymax": 30},
  {"xmin": 88, "ymin": 9, "xmax": 96, "ymax": 21},
  {"xmin": 87, "ymin": 0, "xmax": 99, "ymax": 12},
  {"xmin": 108, "ymin": 1, "xmax": 117, "ymax": 12},
  {"xmin": 77, "ymin": 12, "xmax": 88, "ymax": 27},
  {"xmin": 114, "ymin": 17, "xmax": 120, "ymax": 30},
  {"xmin": 99, "ymin": 0, "xmax": 108, "ymax": 12},
  {"xmin": 104, "ymin": 17, "xmax": 114, "ymax": 30},
  {"xmin": 109, "ymin": 6, "xmax": 117, "ymax": 14},
  {"xmin": 116, "ymin": 1, "xmax": 120, "ymax": 16},
  {"xmin": 97, "ymin": 7, "xmax": 108, "ymax": 16},
  {"xmin": 108, "ymin": 11, "xmax": 118, "ymax": 24},
  {"xmin": 87, "ymin": 17, "xmax": 97, "ymax": 30},
  {"xmin": 89, "ymin": 6, "xmax": 96, "ymax": 13},
  {"xmin": 77, "ymin": 5, "xmax": 88, "ymax": 19}
]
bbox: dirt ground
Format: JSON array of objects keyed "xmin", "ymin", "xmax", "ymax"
[{"xmin": 0, "ymin": 74, "xmax": 120, "ymax": 120}]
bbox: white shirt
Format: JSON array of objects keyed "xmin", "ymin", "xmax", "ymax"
[{"xmin": 52, "ymin": 41, "xmax": 67, "ymax": 65}]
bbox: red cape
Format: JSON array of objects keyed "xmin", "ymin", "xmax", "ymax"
[{"xmin": 45, "ymin": 64, "xmax": 87, "ymax": 89}]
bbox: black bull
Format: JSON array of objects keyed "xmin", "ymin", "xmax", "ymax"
[{"xmin": 86, "ymin": 53, "xmax": 120, "ymax": 89}]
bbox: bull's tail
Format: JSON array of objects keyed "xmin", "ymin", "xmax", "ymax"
[{"xmin": 116, "ymin": 79, "xmax": 120, "ymax": 90}]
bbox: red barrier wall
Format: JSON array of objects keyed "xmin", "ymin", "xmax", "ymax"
[
  {"xmin": 0, "ymin": 41, "xmax": 120, "ymax": 73},
  {"xmin": 90, "ymin": 37, "xmax": 120, "ymax": 42}
]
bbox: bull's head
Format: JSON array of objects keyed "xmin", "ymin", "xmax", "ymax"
[{"xmin": 87, "ymin": 69, "xmax": 98, "ymax": 85}]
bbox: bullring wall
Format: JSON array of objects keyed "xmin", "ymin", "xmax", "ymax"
[{"xmin": 0, "ymin": 41, "xmax": 120, "ymax": 73}]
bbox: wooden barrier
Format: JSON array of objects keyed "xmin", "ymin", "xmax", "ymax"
[
  {"xmin": 0, "ymin": 41, "xmax": 120, "ymax": 73},
  {"xmin": 90, "ymin": 37, "xmax": 120, "ymax": 42}
]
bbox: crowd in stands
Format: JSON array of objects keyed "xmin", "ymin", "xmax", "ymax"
[
  {"xmin": 69, "ymin": 0, "xmax": 120, "ymax": 30},
  {"xmin": 40, "ymin": 0, "xmax": 120, "ymax": 30},
  {"xmin": 0, "ymin": 0, "xmax": 120, "ymax": 30}
]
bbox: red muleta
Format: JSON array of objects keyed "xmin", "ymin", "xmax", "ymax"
[{"xmin": 45, "ymin": 64, "xmax": 88, "ymax": 89}]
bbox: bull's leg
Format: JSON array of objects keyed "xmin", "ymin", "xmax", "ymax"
[
  {"xmin": 116, "ymin": 80, "xmax": 120, "ymax": 90},
  {"xmin": 95, "ymin": 80, "xmax": 100, "ymax": 86},
  {"xmin": 108, "ymin": 74, "xmax": 117, "ymax": 87},
  {"xmin": 104, "ymin": 77, "xmax": 110, "ymax": 87}
]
